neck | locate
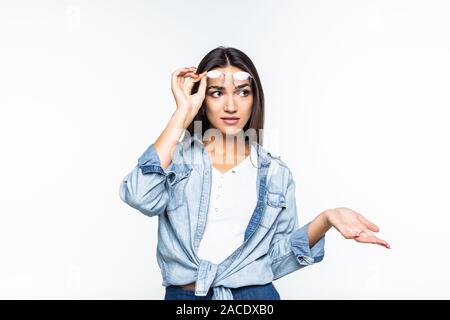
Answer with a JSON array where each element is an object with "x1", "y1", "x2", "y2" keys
[{"x1": 204, "y1": 134, "x2": 249, "y2": 165}]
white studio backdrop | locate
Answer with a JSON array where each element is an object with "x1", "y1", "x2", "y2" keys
[{"x1": 0, "y1": 0, "x2": 449, "y2": 299}]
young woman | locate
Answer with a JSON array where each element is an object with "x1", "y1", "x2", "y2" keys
[{"x1": 119, "y1": 46, "x2": 390, "y2": 300}]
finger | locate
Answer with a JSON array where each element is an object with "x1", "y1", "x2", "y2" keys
[
  {"x1": 172, "y1": 67, "x2": 196, "y2": 78},
  {"x1": 350, "y1": 225, "x2": 368, "y2": 238},
  {"x1": 192, "y1": 70, "x2": 208, "y2": 79},
  {"x1": 354, "y1": 234, "x2": 386, "y2": 246},
  {"x1": 188, "y1": 72, "x2": 206, "y2": 91},
  {"x1": 183, "y1": 76, "x2": 195, "y2": 95},
  {"x1": 197, "y1": 72, "x2": 208, "y2": 94},
  {"x1": 340, "y1": 225, "x2": 363, "y2": 239},
  {"x1": 191, "y1": 71, "x2": 207, "y2": 82},
  {"x1": 183, "y1": 71, "x2": 199, "y2": 78},
  {"x1": 178, "y1": 71, "x2": 197, "y2": 86},
  {"x1": 187, "y1": 72, "x2": 208, "y2": 100},
  {"x1": 187, "y1": 71, "x2": 207, "y2": 84},
  {"x1": 181, "y1": 73, "x2": 197, "y2": 88},
  {"x1": 172, "y1": 68, "x2": 196, "y2": 88},
  {"x1": 357, "y1": 229, "x2": 376, "y2": 239},
  {"x1": 173, "y1": 68, "x2": 197, "y2": 82},
  {"x1": 182, "y1": 70, "x2": 207, "y2": 95},
  {"x1": 354, "y1": 230, "x2": 390, "y2": 248},
  {"x1": 357, "y1": 214, "x2": 380, "y2": 232}
]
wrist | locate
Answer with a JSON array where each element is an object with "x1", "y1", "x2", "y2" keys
[
  {"x1": 321, "y1": 210, "x2": 333, "y2": 229},
  {"x1": 172, "y1": 108, "x2": 190, "y2": 128},
  {"x1": 173, "y1": 106, "x2": 189, "y2": 117}
]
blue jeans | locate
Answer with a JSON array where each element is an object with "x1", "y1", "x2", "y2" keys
[{"x1": 164, "y1": 282, "x2": 281, "y2": 300}]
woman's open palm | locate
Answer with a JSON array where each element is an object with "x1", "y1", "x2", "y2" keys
[{"x1": 327, "y1": 207, "x2": 390, "y2": 249}]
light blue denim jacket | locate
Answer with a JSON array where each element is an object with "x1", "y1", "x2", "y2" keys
[{"x1": 119, "y1": 134, "x2": 325, "y2": 300}]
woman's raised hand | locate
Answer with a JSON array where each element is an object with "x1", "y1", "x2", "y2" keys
[
  {"x1": 171, "y1": 67, "x2": 208, "y2": 128},
  {"x1": 325, "y1": 207, "x2": 390, "y2": 249}
]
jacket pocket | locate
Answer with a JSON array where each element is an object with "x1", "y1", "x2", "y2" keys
[
  {"x1": 166, "y1": 166, "x2": 192, "y2": 211},
  {"x1": 260, "y1": 191, "x2": 286, "y2": 228}
]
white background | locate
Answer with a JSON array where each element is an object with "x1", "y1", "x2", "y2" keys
[{"x1": 1, "y1": 0, "x2": 449, "y2": 299}]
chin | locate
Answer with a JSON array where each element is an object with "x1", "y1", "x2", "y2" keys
[
  {"x1": 219, "y1": 126, "x2": 244, "y2": 136},
  {"x1": 207, "y1": 119, "x2": 246, "y2": 137}
]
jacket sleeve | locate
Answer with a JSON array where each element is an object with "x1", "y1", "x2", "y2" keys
[
  {"x1": 269, "y1": 171, "x2": 325, "y2": 280},
  {"x1": 119, "y1": 143, "x2": 177, "y2": 217}
]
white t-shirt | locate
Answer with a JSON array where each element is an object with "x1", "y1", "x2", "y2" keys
[{"x1": 197, "y1": 145, "x2": 258, "y2": 264}]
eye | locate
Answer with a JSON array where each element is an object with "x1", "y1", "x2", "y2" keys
[
  {"x1": 239, "y1": 89, "x2": 251, "y2": 97},
  {"x1": 210, "y1": 91, "x2": 222, "y2": 98}
]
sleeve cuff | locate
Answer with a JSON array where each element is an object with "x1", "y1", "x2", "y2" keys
[
  {"x1": 138, "y1": 144, "x2": 163, "y2": 166},
  {"x1": 290, "y1": 223, "x2": 325, "y2": 266},
  {"x1": 137, "y1": 144, "x2": 174, "y2": 178}
]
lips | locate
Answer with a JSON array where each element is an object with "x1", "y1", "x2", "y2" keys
[
  {"x1": 221, "y1": 117, "x2": 240, "y2": 120},
  {"x1": 221, "y1": 117, "x2": 240, "y2": 125}
]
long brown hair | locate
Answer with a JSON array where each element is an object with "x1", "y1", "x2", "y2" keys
[{"x1": 188, "y1": 46, "x2": 265, "y2": 145}]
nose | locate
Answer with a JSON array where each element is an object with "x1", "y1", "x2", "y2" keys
[{"x1": 224, "y1": 94, "x2": 237, "y2": 113}]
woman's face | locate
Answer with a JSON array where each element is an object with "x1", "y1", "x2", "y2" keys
[{"x1": 204, "y1": 65, "x2": 253, "y2": 136}]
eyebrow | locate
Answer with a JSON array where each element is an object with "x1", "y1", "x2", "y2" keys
[{"x1": 207, "y1": 83, "x2": 251, "y2": 91}]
